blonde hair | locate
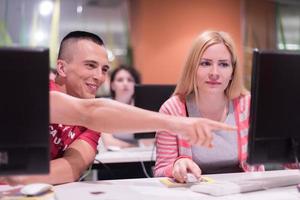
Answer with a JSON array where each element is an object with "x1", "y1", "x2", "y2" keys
[{"x1": 174, "y1": 30, "x2": 247, "y2": 102}]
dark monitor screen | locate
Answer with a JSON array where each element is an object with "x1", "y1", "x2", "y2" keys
[
  {"x1": 247, "y1": 49, "x2": 300, "y2": 165},
  {"x1": 0, "y1": 47, "x2": 49, "y2": 175},
  {"x1": 134, "y1": 84, "x2": 176, "y2": 139}
]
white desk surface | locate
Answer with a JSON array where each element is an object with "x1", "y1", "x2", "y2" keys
[
  {"x1": 53, "y1": 169, "x2": 300, "y2": 200},
  {"x1": 95, "y1": 147, "x2": 156, "y2": 164}
]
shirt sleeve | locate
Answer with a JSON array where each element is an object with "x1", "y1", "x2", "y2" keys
[
  {"x1": 78, "y1": 129, "x2": 101, "y2": 152},
  {"x1": 154, "y1": 97, "x2": 181, "y2": 177}
]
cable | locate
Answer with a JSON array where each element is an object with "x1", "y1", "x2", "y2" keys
[
  {"x1": 79, "y1": 158, "x2": 116, "y2": 181},
  {"x1": 291, "y1": 138, "x2": 300, "y2": 169},
  {"x1": 139, "y1": 139, "x2": 157, "y2": 178},
  {"x1": 78, "y1": 164, "x2": 92, "y2": 181},
  {"x1": 94, "y1": 158, "x2": 116, "y2": 179},
  {"x1": 150, "y1": 140, "x2": 156, "y2": 162},
  {"x1": 291, "y1": 138, "x2": 300, "y2": 192},
  {"x1": 83, "y1": 143, "x2": 157, "y2": 180},
  {"x1": 140, "y1": 160, "x2": 151, "y2": 178}
]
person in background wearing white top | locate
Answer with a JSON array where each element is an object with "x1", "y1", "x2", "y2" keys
[
  {"x1": 102, "y1": 65, "x2": 141, "y2": 149},
  {"x1": 155, "y1": 31, "x2": 265, "y2": 183}
]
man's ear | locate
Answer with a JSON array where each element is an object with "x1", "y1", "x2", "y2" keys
[{"x1": 56, "y1": 59, "x2": 67, "y2": 77}]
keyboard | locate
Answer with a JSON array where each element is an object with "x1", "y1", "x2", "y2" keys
[{"x1": 190, "y1": 174, "x2": 300, "y2": 196}]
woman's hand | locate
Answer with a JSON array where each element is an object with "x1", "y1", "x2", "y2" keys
[{"x1": 172, "y1": 158, "x2": 201, "y2": 183}]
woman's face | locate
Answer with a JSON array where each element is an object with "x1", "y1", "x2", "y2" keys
[
  {"x1": 196, "y1": 43, "x2": 233, "y2": 95},
  {"x1": 111, "y1": 69, "x2": 135, "y2": 100}
]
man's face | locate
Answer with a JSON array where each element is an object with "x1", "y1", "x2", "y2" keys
[{"x1": 60, "y1": 39, "x2": 109, "y2": 99}]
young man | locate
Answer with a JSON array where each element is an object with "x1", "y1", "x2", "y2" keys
[
  {"x1": 2, "y1": 31, "x2": 109, "y2": 185},
  {"x1": 1, "y1": 31, "x2": 235, "y2": 185}
]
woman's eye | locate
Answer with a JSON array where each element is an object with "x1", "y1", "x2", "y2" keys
[
  {"x1": 219, "y1": 62, "x2": 230, "y2": 67},
  {"x1": 128, "y1": 78, "x2": 134, "y2": 83},
  {"x1": 200, "y1": 61, "x2": 211, "y2": 67}
]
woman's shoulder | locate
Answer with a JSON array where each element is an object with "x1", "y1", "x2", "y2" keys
[
  {"x1": 159, "y1": 95, "x2": 186, "y2": 116},
  {"x1": 232, "y1": 93, "x2": 251, "y2": 115},
  {"x1": 233, "y1": 92, "x2": 251, "y2": 104}
]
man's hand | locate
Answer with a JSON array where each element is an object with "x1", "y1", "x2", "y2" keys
[{"x1": 172, "y1": 117, "x2": 237, "y2": 147}]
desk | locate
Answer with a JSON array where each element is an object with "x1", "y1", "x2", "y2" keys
[
  {"x1": 0, "y1": 185, "x2": 54, "y2": 200},
  {"x1": 54, "y1": 169, "x2": 300, "y2": 200},
  {"x1": 92, "y1": 147, "x2": 156, "y2": 180},
  {"x1": 95, "y1": 147, "x2": 156, "y2": 164}
]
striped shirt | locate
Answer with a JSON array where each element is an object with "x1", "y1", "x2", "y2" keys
[{"x1": 154, "y1": 94, "x2": 265, "y2": 177}]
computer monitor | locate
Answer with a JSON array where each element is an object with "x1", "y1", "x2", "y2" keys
[
  {"x1": 134, "y1": 84, "x2": 176, "y2": 139},
  {"x1": 0, "y1": 47, "x2": 49, "y2": 175},
  {"x1": 247, "y1": 49, "x2": 300, "y2": 165}
]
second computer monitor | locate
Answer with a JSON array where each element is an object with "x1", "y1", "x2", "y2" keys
[
  {"x1": 0, "y1": 47, "x2": 49, "y2": 175},
  {"x1": 134, "y1": 84, "x2": 176, "y2": 139},
  {"x1": 247, "y1": 49, "x2": 300, "y2": 165}
]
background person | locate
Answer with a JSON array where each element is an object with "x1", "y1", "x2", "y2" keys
[{"x1": 101, "y1": 65, "x2": 141, "y2": 149}]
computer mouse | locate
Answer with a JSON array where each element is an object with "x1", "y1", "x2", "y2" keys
[
  {"x1": 186, "y1": 173, "x2": 199, "y2": 183},
  {"x1": 20, "y1": 183, "x2": 52, "y2": 196}
]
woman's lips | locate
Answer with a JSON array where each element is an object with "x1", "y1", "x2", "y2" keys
[{"x1": 206, "y1": 81, "x2": 221, "y2": 85}]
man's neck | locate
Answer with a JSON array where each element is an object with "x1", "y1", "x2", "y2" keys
[{"x1": 53, "y1": 77, "x2": 67, "y2": 94}]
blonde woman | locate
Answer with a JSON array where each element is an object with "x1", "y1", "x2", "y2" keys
[{"x1": 154, "y1": 31, "x2": 264, "y2": 183}]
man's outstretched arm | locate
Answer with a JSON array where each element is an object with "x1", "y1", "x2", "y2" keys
[
  {"x1": 0, "y1": 92, "x2": 236, "y2": 185},
  {"x1": 50, "y1": 91, "x2": 236, "y2": 147}
]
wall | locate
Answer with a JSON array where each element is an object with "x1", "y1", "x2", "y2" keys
[
  {"x1": 129, "y1": 0, "x2": 242, "y2": 84},
  {"x1": 243, "y1": 0, "x2": 276, "y2": 88}
]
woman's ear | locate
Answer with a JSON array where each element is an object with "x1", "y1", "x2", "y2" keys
[{"x1": 56, "y1": 60, "x2": 67, "y2": 77}]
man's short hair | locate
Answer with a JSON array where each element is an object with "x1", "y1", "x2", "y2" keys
[{"x1": 58, "y1": 31, "x2": 105, "y2": 60}]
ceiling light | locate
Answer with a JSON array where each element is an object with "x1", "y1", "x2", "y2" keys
[{"x1": 39, "y1": 0, "x2": 54, "y2": 16}]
